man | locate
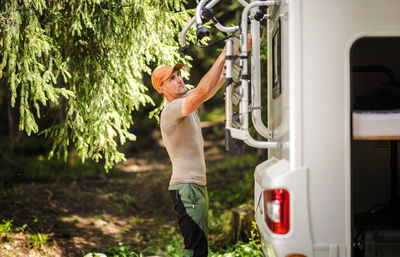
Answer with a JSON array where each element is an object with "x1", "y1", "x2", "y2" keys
[
  {"x1": 151, "y1": 47, "x2": 226, "y2": 257},
  {"x1": 151, "y1": 35, "x2": 249, "y2": 256}
]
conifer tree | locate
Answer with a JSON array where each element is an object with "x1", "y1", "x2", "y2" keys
[{"x1": 0, "y1": 0, "x2": 194, "y2": 170}]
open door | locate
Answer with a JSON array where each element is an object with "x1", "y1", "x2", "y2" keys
[{"x1": 351, "y1": 37, "x2": 400, "y2": 257}]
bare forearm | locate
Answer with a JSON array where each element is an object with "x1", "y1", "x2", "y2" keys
[
  {"x1": 205, "y1": 67, "x2": 226, "y2": 101},
  {"x1": 182, "y1": 50, "x2": 226, "y2": 115},
  {"x1": 196, "y1": 50, "x2": 226, "y2": 95}
]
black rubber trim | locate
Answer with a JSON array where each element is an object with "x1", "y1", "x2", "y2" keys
[
  {"x1": 226, "y1": 78, "x2": 233, "y2": 87},
  {"x1": 225, "y1": 129, "x2": 241, "y2": 154}
]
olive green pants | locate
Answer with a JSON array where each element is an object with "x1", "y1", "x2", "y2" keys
[{"x1": 169, "y1": 183, "x2": 209, "y2": 257}]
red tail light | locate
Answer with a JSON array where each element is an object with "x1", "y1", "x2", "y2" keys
[{"x1": 263, "y1": 189, "x2": 290, "y2": 234}]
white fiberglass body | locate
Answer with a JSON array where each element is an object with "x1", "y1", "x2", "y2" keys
[{"x1": 254, "y1": 0, "x2": 400, "y2": 257}]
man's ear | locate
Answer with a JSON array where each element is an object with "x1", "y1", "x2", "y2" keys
[{"x1": 158, "y1": 83, "x2": 164, "y2": 93}]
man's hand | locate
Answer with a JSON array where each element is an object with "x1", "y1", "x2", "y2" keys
[
  {"x1": 232, "y1": 33, "x2": 253, "y2": 55},
  {"x1": 247, "y1": 34, "x2": 252, "y2": 51}
]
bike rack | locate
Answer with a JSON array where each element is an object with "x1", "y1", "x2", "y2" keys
[{"x1": 180, "y1": 0, "x2": 282, "y2": 152}]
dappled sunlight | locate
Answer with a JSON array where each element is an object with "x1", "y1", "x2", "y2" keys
[
  {"x1": 0, "y1": 121, "x2": 259, "y2": 256},
  {"x1": 0, "y1": 230, "x2": 63, "y2": 256},
  {"x1": 116, "y1": 157, "x2": 170, "y2": 173},
  {"x1": 60, "y1": 214, "x2": 121, "y2": 235},
  {"x1": 0, "y1": 166, "x2": 175, "y2": 256}
]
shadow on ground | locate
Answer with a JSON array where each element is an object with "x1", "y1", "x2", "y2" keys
[
  {"x1": 0, "y1": 162, "x2": 175, "y2": 256},
  {"x1": 0, "y1": 123, "x2": 258, "y2": 256}
]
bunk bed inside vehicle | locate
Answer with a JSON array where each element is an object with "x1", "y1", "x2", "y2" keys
[
  {"x1": 351, "y1": 37, "x2": 400, "y2": 257},
  {"x1": 352, "y1": 63, "x2": 400, "y2": 140}
]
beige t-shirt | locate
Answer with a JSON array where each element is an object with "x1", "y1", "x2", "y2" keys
[{"x1": 160, "y1": 94, "x2": 206, "y2": 186}]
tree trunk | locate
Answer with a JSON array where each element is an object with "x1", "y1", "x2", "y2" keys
[
  {"x1": 7, "y1": 89, "x2": 18, "y2": 139},
  {"x1": 58, "y1": 74, "x2": 65, "y2": 123},
  {"x1": 2, "y1": 77, "x2": 24, "y2": 140},
  {"x1": 230, "y1": 203, "x2": 254, "y2": 243}
]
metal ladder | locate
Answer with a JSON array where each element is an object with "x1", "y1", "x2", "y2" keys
[{"x1": 180, "y1": 0, "x2": 282, "y2": 153}]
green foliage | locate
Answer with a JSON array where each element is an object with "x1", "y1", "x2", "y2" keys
[
  {"x1": 25, "y1": 158, "x2": 104, "y2": 182},
  {"x1": 82, "y1": 224, "x2": 263, "y2": 257},
  {"x1": 208, "y1": 154, "x2": 257, "y2": 211},
  {"x1": 29, "y1": 232, "x2": 48, "y2": 250},
  {"x1": 141, "y1": 228, "x2": 184, "y2": 256},
  {"x1": 82, "y1": 231, "x2": 184, "y2": 257},
  {"x1": 0, "y1": 0, "x2": 195, "y2": 171},
  {"x1": 206, "y1": 153, "x2": 258, "y2": 248},
  {"x1": 0, "y1": 156, "x2": 106, "y2": 183},
  {"x1": 0, "y1": 219, "x2": 13, "y2": 242},
  {"x1": 200, "y1": 105, "x2": 225, "y2": 122},
  {"x1": 113, "y1": 193, "x2": 138, "y2": 214},
  {"x1": 0, "y1": 135, "x2": 108, "y2": 182},
  {"x1": 0, "y1": 217, "x2": 49, "y2": 250},
  {"x1": 80, "y1": 153, "x2": 262, "y2": 256},
  {"x1": 83, "y1": 246, "x2": 142, "y2": 257},
  {"x1": 210, "y1": 222, "x2": 263, "y2": 257},
  {"x1": 209, "y1": 209, "x2": 232, "y2": 232}
]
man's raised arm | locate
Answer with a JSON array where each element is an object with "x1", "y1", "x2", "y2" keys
[{"x1": 181, "y1": 49, "x2": 226, "y2": 116}]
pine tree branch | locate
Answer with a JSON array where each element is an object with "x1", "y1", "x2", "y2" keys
[{"x1": 0, "y1": 13, "x2": 13, "y2": 26}]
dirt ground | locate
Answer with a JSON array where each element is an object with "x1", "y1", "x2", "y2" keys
[
  {"x1": 0, "y1": 124, "x2": 248, "y2": 257},
  {"x1": 0, "y1": 153, "x2": 176, "y2": 256}
]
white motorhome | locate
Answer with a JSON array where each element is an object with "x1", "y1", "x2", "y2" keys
[
  {"x1": 181, "y1": 0, "x2": 400, "y2": 256},
  {"x1": 253, "y1": 1, "x2": 400, "y2": 257}
]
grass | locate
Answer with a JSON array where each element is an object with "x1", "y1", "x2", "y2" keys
[
  {"x1": 82, "y1": 222, "x2": 263, "y2": 257},
  {"x1": 0, "y1": 129, "x2": 264, "y2": 256},
  {"x1": 0, "y1": 219, "x2": 50, "y2": 252},
  {"x1": 81, "y1": 151, "x2": 262, "y2": 256},
  {"x1": 0, "y1": 219, "x2": 13, "y2": 242},
  {"x1": 29, "y1": 232, "x2": 49, "y2": 250}
]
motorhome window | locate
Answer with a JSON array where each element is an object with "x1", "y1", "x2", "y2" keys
[{"x1": 272, "y1": 19, "x2": 281, "y2": 99}]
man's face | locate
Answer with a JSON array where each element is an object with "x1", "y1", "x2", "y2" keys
[{"x1": 161, "y1": 70, "x2": 187, "y2": 98}]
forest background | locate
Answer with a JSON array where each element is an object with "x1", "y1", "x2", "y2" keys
[{"x1": 0, "y1": 0, "x2": 269, "y2": 256}]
